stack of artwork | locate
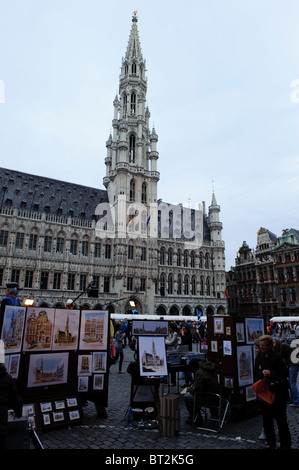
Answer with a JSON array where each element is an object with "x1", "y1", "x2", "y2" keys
[
  {"x1": 208, "y1": 316, "x2": 265, "y2": 403},
  {"x1": 1, "y1": 305, "x2": 109, "y2": 429}
]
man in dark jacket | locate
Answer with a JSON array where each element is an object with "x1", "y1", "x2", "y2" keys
[
  {"x1": 254, "y1": 334, "x2": 291, "y2": 449},
  {"x1": 184, "y1": 360, "x2": 219, "y2": 425},
  {"x1": 0, "y1": 282, "x2": 20, "y2": 331},
  {"x1": 0, "y1": 363, "x2": 23, "y2": 448}
]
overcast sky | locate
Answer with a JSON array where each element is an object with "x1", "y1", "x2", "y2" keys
[{"x1": 1, "y1": 0, "x2": 299, "y2": 269}]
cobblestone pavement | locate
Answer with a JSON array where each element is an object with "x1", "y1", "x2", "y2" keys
[{"x1": 38, "y1": 347, "x2": 299, "y2": 452}]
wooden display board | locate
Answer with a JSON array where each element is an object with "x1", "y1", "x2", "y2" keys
[
  {"x1": 1, "y1": 305, "x2": 111, "y2": 432},
  {"x1": 207, "y1": 315, "x2": 266, "y2": 415}
]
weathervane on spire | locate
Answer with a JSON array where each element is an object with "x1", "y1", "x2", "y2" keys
[{"x1": 132, "y1": 11, "x2": 138, "y2": 22}]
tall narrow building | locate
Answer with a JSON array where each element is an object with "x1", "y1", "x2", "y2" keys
[{"x1": 0, "y1": 13, "x2": 227, "y2": 316}]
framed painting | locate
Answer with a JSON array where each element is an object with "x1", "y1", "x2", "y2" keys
[
  {"x1": 23, "y1": 307, "x2": 55, "y2": 351},
  {"x1": 139, "y1": 336, "x2": 168, "y2": 377},
  {"x1": 52, "y1": 309, "x2": 80, "y2": 350},
  {"x1": 8, "y1": 353, "x2": 20, "y2": 378},
  {"x1": 92, "y1": 352, "x2": 107, "y2": 373},
  {"x1": 213, "y1": 317, "x2": 224, "y2": 334},
  {"x1": 77, "y1": 354, "x2": 92, "y2": 376},
  {"x1": 79, "y1": 311, "x2": 108, "y2": 350},
  {"x1": 236, "y1": 322, "x2": 245, "y2": 343},
  {"x1": 93, "y1": 374, "x2": 104, "y2": 390},
  {"x1": 245, "y1": 318, "x2": 264, "y2": 344},
  {"x1": 237, "y1": 345, "x2": 253, "y2": 387},
  {"x1": 27, "y1": 352, "x2": 69, "y2": 388},
  {"x1": 1, "y1": 306, "x2": 26, "y2": 353},
  {"x1": 132, "y1": 320, "x2": 168, "y2": 336}
]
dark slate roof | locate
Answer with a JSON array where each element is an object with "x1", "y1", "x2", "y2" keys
[
  {"x1": 267, "y1": 230, "x2": 278, "y2": 245},
  {"x1": 0, "y1": 167, "x2": 108, "y2": 220},
  {"x1": 290, "y1": 228, "x2": 299, "y2": 242}
]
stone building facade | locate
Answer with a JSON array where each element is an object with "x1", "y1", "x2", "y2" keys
[
  {"x1": 0, "y1": 14, "x2": 227, "y2": 317},
  {"x1": 227, "y1": 227, "x2": 299, "y2": 319}
]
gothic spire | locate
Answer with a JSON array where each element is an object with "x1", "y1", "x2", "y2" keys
[{"x1": 125, "y1": 11, "x2": 143, "y2": 62}]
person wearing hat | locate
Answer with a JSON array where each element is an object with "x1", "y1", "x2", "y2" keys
[{"x1": 0, "y1": 283, "x2": 20, "y2": 331}]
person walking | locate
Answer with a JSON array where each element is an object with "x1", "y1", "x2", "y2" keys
[
  {"x1": 254, "y1": 334, "x2": 291, "y2": 449},
  {"x1": 114, "y1": 323, "x2": 125, "y2": 374}
]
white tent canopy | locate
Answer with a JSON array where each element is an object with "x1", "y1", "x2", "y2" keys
[{"x1": 270, "y1": 316, "x2": 299, "y2": 323}]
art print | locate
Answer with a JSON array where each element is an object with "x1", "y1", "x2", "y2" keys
[
  {"x1": 53, "y1": 411, "x2": 64, "y2": 422},
  {"x1": 27, "y1": 352, "x2": 69, "y2": 388},
  {"x1": 77, "y1": 354, "x2": 92, "y2": 375},
  {"x1": 43, "y1": 414, "x2": 51, "y2": 425},
  {"x1": 55, "y1": 400, "x2": 65, "y2": 410},
  {"x1": 237, "y1": 346, "x2": 253, "y2": 386},
  {"x1": 23, "y1": 307, "x2": 55, "y2": 351},
  {"x1": 22, "y1": 404, "x2": 35, "y2": 418},
  {"x1": 52, "y1": 309, "x2": 80, "y2": 350},
  {"x1": 245, "y1": 318, "x2": 264, "y2": 344},
  {"x1": 92, "y1": 352, "x2": 107, "y2": 373},
  {"x1": 139, "y1": 336, "x2": 167, "y2": 377},
  {"x1": 93, "y1": 374, "x2": 104, "y2": 390},
  {"x1": 66, "y1": 398, "x2": 77, "y2": 407},
  {"x1": 246, "y1": 385, "x2": 256, "y2": 402},
  {"x1": 213, "y1": 317, "x2": 224, "y2": 334},
  {"x1": 69, "y1": 410, "x2": 80, "y2": 421},
  {"x1": 1, "y1": 306, "x2": 26, "y2": 352},
  {"x1": 132, "y1": 320, "x2": 168, "y2": 336},
  {"x1": 79, "y1": 311, "x2": 108, "y2": 350},
  {"x1": 224, "y1": 377, "x2": 234, "y2": 389},
  {"x1": 78, "y1": 376, "x2": 89, "y2": 392},
  {"x1": 223, "y1": 340, "x2": 232, "y2": 356},
  {"x1": 236, "y1": 322, "x2": 245, "y2": 343},
  {"x1": 8, "y1": 354, "x2": 20, "y2": 378},
  {"x1": 40, "y1": 402, "x2": 52, "y2": 413}
]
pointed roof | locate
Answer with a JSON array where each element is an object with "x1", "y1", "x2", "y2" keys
[
  {"x1": 125, "y1": 12, "x2": 143, "y2": 61},
  {"x1": 211, "y1": 191, "x2": 217, "y2": 206}
]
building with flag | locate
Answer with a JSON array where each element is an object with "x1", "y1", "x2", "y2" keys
[{"x1": 0, "y1": 13, "x2": 226, "y2": 317}]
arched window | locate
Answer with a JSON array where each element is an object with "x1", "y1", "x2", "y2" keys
[
  {"x1": 200, "y1": 276, "x2": 204, "y2": 295},
  {"x1": 131, "y1": 92, "x2": 136, "y2": 115},
  {"x1": 206, "y1": 277, "x2": 211, "y2": 296},
  {"x1": 130, "y1": 179, "x2": 135, "y2": 202},
  {"x1": 160, "y1": 247, "x2": 165, "y2": 265},
  {"x1": 123, "y1": 94, "x2": 127, "y2": 117},
  {"x1": 177, "y1": 275, "x2": 182, "y2": 295},
  {"x1": 160, "y1": 273, "x2": 166, "y2": 296},
  {"x1": 129, "y1": 134, "x2": 136, "y2": 163},
  {"x1": 132, "y1": 62, "x2": 137, "y2": 75},
  {"x1": 177, "y1": 249, "x2": 181, "y2": 266},
  {"x1": 184, "y1": 250, "x2": 188, "y2": 267},
  {"x1": 205, "y1": 253, "x2": 209, "y2": 269},
  {"x1": 168, "y1": 274, "x2": 173, "y2": 294},
  {"x1": 168, "y1": 248, "x2": 173, "y2": 266},
  {"x1": 191, "y1": 251, "x2": 195, "y2": 268},
  {"x1": 141, "y1": 182, "x2": 147, "y2": 204},
  {"x1": 184, "y1": 275, "x2": 189, "y2": 295},
  {"x1": 191, "y1": 276, "x2": 196, "y2": 295}
]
